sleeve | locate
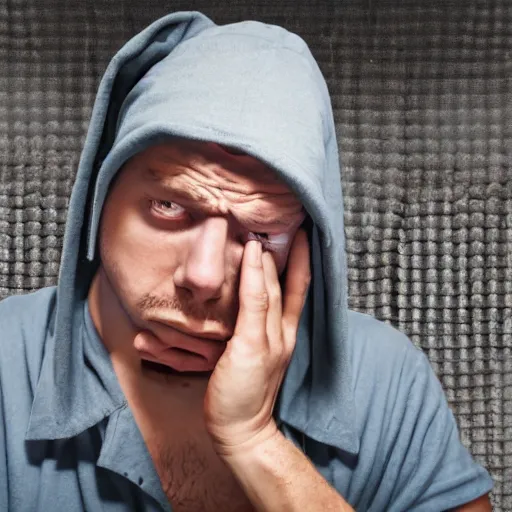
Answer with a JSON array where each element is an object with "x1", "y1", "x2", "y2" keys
[{"x1": 382, "y1": 348, "x2": 494, "y2": 512}]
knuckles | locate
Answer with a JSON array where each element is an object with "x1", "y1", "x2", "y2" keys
[
  {"x1": 241, "y1": 290, "x2": 270, "y2": 311},
  {"x1": 267, "y1": 284, "x2": 282, "y2": 303}
]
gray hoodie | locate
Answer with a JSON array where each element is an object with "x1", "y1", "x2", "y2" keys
[{"x1": 0, "y1": 10, "x2": 493, "y2": 511}]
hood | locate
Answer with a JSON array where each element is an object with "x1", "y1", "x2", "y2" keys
[{"x1": 27, "y1": 10, "x2": 358, "y2": 454}]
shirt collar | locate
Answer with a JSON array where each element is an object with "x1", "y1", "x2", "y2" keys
[
  {"x1": 25, "y1": 297, "x2": 125, "y2": 441},
  {"x1": 97, "y1": 404, "x2": 171, "y2": 510}
]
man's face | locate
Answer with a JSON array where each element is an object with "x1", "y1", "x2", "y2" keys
[{"x1": 97, "y1": 139, "x2": 306, "y2": 372}]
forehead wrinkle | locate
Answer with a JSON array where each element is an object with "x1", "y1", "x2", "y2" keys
[
  {"x1": 231, "y1": 198, "x2": 305, "y2": 230},
  {"x1": 145, "y1": 150, "x2": 297, "y2": 199},
  {"x1": 146, "y1": 167, "x2": 214, "y2": 204},
  {"x1": 146, "y1": 146, "x2": 253, "y2": 195},
  {"x1": 146, "y1": 163, "x2": 246, "y2": 202},
  {"x1": 141, "y1": 139, "x2": 289, "y2": 193},
  {"x1": 211, "y1": 165, "x2": 294, "y2": 197},
  {"x1": 180, "y1": 150, "x2": 292, "y2": 197},
  {"x1": 146, "y1": 166, "x2": 299, "y2": 206}
]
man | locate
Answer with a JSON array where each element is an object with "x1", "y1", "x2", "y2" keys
[{"x1": 0, "y1": 10, "x2": 493, "y2": 512}]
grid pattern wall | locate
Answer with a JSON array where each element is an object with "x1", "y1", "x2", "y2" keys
[{"x1": 0, "y1": 0, "x2": 510, "y2": 509}]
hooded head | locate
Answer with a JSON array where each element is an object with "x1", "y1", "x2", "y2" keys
[
  {"x1": 27, "y1": 11, "x2": 358, "y2": 454},
  {"x1": 88, "y1": 138, "x2": 308, "y2": 374}
]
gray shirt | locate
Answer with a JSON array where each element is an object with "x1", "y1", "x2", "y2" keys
[{"x1": 0, "y1": 287, "x2": 493, "y2": 511}]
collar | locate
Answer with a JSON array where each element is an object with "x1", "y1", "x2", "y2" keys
[{"x1": 25, "y1": 297, "x2": 126, "y2": 440}]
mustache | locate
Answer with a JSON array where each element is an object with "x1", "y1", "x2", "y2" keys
[{"x1": 136, "y1": 292, "x2": 237, "y2": 328}]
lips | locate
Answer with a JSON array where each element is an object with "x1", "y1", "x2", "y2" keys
[{"x1": 134, "y1": 323, "x2": 228, "y2": 373}]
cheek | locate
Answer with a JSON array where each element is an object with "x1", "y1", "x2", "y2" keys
[{"x1": 98, "y1": 199, "x2": 180, "y2": 297}]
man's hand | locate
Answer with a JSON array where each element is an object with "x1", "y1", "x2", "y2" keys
[
  {"x1": 203, "y1": 229, "x2": 310, "y2": 456},
  {"x1": 202, "y1": 231, "x2": 355, "y2": 511}
]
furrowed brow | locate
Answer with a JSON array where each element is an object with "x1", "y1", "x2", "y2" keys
[
  {"x1": 245, "y1": 207, "x2": 306, "y2": 230},
  {"x1": 146, "y1": 167, "x2": 304, "y2": 229},
  {"x1": 248, "y1": 216, "x2": 300, "y2": 229},
  {"x1": 145, "y1": 168, "x2": 211, "y2": 203}
]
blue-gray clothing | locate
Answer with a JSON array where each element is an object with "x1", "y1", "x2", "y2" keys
[{"x1": 0, "y1": 10, "x2": 493, "y2": 511}]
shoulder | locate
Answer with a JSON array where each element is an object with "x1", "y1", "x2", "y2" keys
[
  {"x1": 0, "y1": 286, "x2": 58, "y2": 341},
  {"x1": 0, "y1": 285, "x2": 57, "y2": 314},
  {"x1": 0, "y1": 287, "x2": 57, "y2": 387},
  {"x1": 347, "y1": 309, "x2": 422, "y2": 389},
  {"x1": 0, "y1": 286, "x2": 57, "y2": 331},
  {"x1": 345, "y1": 310, "x2": 493, "y2": 511},
  {"x1": 345, "y1": 310, "x2": 443, "y2": 465},
  {"x1": 347, "y1": 309, "x2": 414, "y2": 353},
  {"x1": 346, "y1": 309, "x2": 438, "y2": 433}
]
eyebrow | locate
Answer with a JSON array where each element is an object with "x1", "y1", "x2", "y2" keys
[{"x1": 145, "y1": 167, "x2": 304, "y2": 229}]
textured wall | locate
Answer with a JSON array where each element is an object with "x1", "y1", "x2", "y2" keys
[{"x1": 0, "y1": 0, "x2": 510, "y2": 509}]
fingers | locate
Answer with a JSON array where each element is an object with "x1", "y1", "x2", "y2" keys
[
  {"x1": 282, "y1": 229, "x2": 311, "y2": 348},
  {"x1": 262, "y1": 251, "x2": 282, "y2": 346},
  {"x1": 234, "y1": 235, "x2": 306, "y2": 359},
  {"x1": 233, "y1": 240, "x2": 268, "y2": 346}
]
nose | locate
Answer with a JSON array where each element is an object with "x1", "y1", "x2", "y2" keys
[{"x1": 173, "y1": 217, "x2": 228, "y2": 302}]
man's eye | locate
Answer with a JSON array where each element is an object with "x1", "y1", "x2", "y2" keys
[
  {"x1": 249, "y1": 232, "x2": 269, "y2": 241},
  {"x1": 150, "y1": 199, "x2": 186, "y2": 218},
  {"x1": 247, "y1": 232, "x2": 290, "y2": 250}
]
